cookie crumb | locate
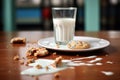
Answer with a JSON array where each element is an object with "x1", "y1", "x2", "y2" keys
[
  {"x1": 19, "y1": 59, "x2": 24, "y2": 65},
  {"x1": 54, "y1": 56, "x2": 63, "y2": 67},
  {"x1": 53, "y1": 52, "x2": 57, "y2": 56},
  {"x1": 13, "y1": 55, "x2": 19, "y2": 61},
  {"x1": 10, "y1": 37, "x2": 26, "y2": 44},
  {"x1": 27, "y1": 59, "x2": 35, "y2": 64},
  {"x1": 45, "y1": 66, "x2": 49, "y2": 70},
  {"x1": 54, "y1": 73, "x2": 60, "y2": 78},
  {"x1": 35, "y1": 64, "x2": 42, "y2": 69},
  {"x1": 22, "y1": 57, "x2": 25, "y2": 60}
]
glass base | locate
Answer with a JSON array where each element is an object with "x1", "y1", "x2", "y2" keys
[{"x1": 55, "y1": 41, "x2": 68, "y2": 45}]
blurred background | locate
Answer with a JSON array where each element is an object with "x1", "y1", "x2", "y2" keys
[{"x1": 0, "y1": 0, "x2": 120, "y2": 31}]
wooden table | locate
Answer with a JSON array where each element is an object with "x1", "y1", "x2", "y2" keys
[{"x1": 0, "y1": 31, "x2": 120, "y2": 80}]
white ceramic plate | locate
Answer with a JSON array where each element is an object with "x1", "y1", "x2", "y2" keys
[{"x1": 38, "y1": 36, "x2": 110, "y2": 52}]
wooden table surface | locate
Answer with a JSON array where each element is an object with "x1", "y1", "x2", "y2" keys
[{"x1": 0, "y1": 31, "x2": 120, "y2": 80}]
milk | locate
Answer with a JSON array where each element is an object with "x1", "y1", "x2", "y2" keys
[{"x1": 53, "y1": 18, "x2": 75, "y2": 44}]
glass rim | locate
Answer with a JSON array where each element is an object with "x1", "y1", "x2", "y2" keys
[{"x1": 52, "y1": 7, "x2": 77, "y2": 10}]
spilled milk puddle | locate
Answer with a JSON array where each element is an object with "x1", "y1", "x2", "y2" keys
[{"x1": 21, "y1": 55, "x2": 114, "y2": 76}]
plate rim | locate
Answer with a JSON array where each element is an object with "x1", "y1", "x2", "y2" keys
[{"x1": 38, "y1": 36, "x2": 110, "y2": 52}]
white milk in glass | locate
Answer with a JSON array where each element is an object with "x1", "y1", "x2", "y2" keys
[{"x1": 53, "y1": 18, "x2": 75, "y2": 44}]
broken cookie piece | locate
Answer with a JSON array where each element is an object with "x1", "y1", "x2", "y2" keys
[
  {"x1": 54, "y1": 56, "x2": 63, "y2": 67},
  {"x1": 10, "y1": 37, "x2": 26, "y2": 44},
  {"x1": 13, "y1": 55, "x2": 20, "y2": 61},
  {"x1": 35, "y1": 64, "x2": 42, "y2": 69},
  {"x1": 26, "y1": 47, "x2": 49, "y2": 58}
]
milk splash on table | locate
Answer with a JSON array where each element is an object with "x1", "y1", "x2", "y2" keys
[{"x1": 53, "y1": 18, "x2": 75, "y2": 44}]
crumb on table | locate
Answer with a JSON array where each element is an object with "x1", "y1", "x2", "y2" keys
[
  {"x1": 19, "y1": 59, "x2": 24, "y2": 65},
  {"x1": 13, "y1": 55, "x2": 20, "y2": 61},
  {"x1": 54, "y1": 72, "x2": 60, "y2": 78},
  {"x1": 10, "y1": 37, "x2": 26, "y2": 44},
  {"x1": 26, "y1": 47, "x2": 49, "y2": 58}
]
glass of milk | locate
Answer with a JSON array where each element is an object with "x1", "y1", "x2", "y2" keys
[{"x1": 52, "y1": 7, "x2": 77, "y2": 45}]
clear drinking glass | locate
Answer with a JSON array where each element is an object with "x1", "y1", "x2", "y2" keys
[{"x1": 52, "y1": 7, "x2": 77, "y2": 45}]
